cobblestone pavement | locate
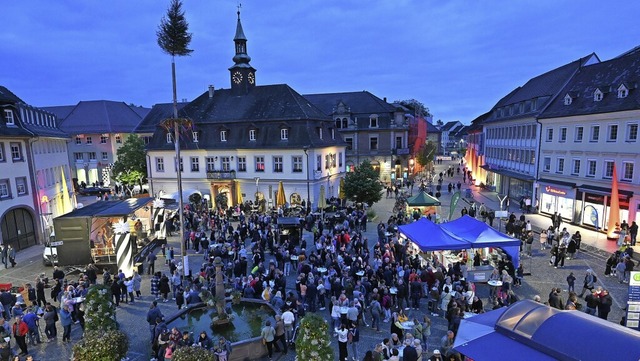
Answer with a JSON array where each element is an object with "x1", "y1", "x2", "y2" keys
[{"x1": 1, "y1": 159, "x2": 632, "y2": 360}]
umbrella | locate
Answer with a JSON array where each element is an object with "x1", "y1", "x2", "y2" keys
[
  {"x1": 338, "y1": 177, "x2": 346, "y2": 199},
  {"x1": 235, "y1": 181, "x2": 243, "y2": 205},
  {"x1": 276, "y1": 181, "x2": 286, "y2": 206},
  {"x1": 318, "y1": 185, "x2": 327, "y2": 209}
]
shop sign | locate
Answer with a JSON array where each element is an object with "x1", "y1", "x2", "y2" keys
[
  {"x1": 625, "y1": 271, "x2": 640, "y2": 330},
  {"x1": 544, "y1": 185, "x2": 568, "y2": 196}
]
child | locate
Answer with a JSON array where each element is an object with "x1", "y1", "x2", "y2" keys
[
  {"x1": 566, "y1": 272, "x2": 576, "y2": 293},
  {"x1": 214, "y1": 346, "x2": 228, "y2": 361}
]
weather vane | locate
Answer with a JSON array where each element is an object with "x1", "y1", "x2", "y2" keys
[{"x1": 237, "y1": 3, "x2": 242, "y2": 18}]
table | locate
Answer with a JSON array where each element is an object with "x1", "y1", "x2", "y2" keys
[
  {"x1": 291, "y1": 255, "x2": 299, "y2": 261},
  {"x1": 317, "y1": 267, "x2": 328, "y2": 274},
  {"x1": 72, "y1": 297, "x2": 85, "y2": 304},
  {"x1": 400, "y1": 321, "x2": 415, "y2": 330},
  {"x1": 488, "y1": 280, "x2": 503, "y2": 287},
  {"x1": 389, "y1": 287, "x2": 398, "y2": 295},
  {"x1": 340, "y1": 306, "x2": 349, "y2": 315},
  {"x1": 463, "y1": 312, "x2": 476, "y2": 319},
  {"x1": 355, "y1": 271, "x2": 365, "y2": 277}
]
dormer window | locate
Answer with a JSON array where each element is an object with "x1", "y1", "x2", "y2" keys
[
  {"x1": 166, "y1": 133, "x2": 173, "y2": 143},
  {"x1": 618, "y1": 84, "x2": 629, "y2": 99},
  {"x1": 192, "y1": 131, "x2": 199, "y2": 143},
  {"x1": 220, "y1": 130, "x2": 227, "y2": 142},
  {"x1": 369, "y1": 115, "x2": 378, "y2": 128},
  {"x1": 249, "y1": 129, "x2": 256, "y2": 141},
  {"x1": 564, "y1": 94, "x2": 572, "y2": 106},
  {"x1": 4, "y1": 110, "x2": 14, "y2": 126},
  {"x1": 280, "y1": 128, "x2": 288, "y2": 140},
  {"x1": 594, "y1": 88, "x2": 603, "y2": 102}
]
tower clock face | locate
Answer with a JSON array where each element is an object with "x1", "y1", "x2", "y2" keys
[
  {"x1": 247, "y1": 72, "x2": 255, "y2": 84},
  {"x1": 232, "y1": 71, "x2": 243, "y2": 84}
]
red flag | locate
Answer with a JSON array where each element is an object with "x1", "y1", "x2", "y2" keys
[{"x1": 607, "y1": 163, "x2": 621, "y2": 239}]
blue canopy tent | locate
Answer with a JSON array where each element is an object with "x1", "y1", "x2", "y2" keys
[
  {"x1": 454, "y1": 300, "x2": 640, "y2": 360},
  {"x1": 398, "y1": 218, "x2": 470, "y2": 251},
  {"x1": 440, "y1": 215, "x2": 521, "y2": 267}
]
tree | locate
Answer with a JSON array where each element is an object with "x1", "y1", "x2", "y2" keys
[
  {"x1": 342, "y1": 160, "x2": 384, "y2": 207},
  {"x1": 295, "y1": 313, "x2": 334, "y2": 361},
  {"x1": 416, "y1": 140, "x2": 437, "y2": 169},
  {"x1": 111, "y1": 134, "x2": 147, "y2": 195},
  {"x1": 157, "y1": 0, "x2": 193, "y2": 260},
  {"x1": 396, "y1": 99, "x2": 431, "y2": 117}
]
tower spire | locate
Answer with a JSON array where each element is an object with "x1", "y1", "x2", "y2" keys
[{"x1": 229, "y1": 5, "x2": 256, "y2": 92}]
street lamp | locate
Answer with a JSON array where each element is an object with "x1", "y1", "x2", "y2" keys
[{"x1": 303, "y1": 147, "x2": 311, "y2": 213}]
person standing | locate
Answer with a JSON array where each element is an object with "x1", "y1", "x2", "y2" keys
[
  {"x1": 597, "y1": 289, "x2": 613, "y2": 320},
  {"x1": 273, "y1": 315, "x2": 287, "y2": 354},
  {"x1": 348, "y1": 323, "x2": 360, "y2": 361},
  {"x1": 630, "y1": 221, "x2": 638, "y2": 246},
  {"x1": 335, "y1": 323, "x2": 349, "y2": 361},
  {"x1": 0, "y1": 245, "x2": 6, "y2": 269},
  {"x1": 146, "y1": 301, "x2": 164, "y2": 343},
  {"x1": 12, "y1": 315, "x2": 28, "y2": 355},
  {"x1": 261, "y1": 320, "x2": 276, "y2": 361},
  {"x1": 579, "y1": 269, "x2": 596, "y2": 298},
  {"x1": 281, "y1": 307, "x2": 295, "y2": 345},
  {"x1": 7, "y1": 246, "x2": 15, "y2": 268},
  {"x1": 566, "y1": 273, "x2": 576, "y2": 293},
  {"x1": 0, "y1": 317, "x2": 11, "y2": 360},
  {"x1": 42, "y1": 303, "x2": 57, "y2": 342},
  {"x1": 147, "y1": 252, "x2": 157, "y2": 275},
  {"x1": 59, "y1": 305, "x2": 72, "y2": 343}
]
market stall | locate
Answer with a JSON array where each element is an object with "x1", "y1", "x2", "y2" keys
[
  {"x1": 440, "y1": 215, "x2": 521, "y2": 267},
  {"x1": 406, "y1": 191, "x2": 441, "y2": 219},
  {"x1": 52, "y1": 197, "x2": 158, "y2": 275}
]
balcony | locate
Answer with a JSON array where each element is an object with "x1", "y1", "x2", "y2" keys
[{"x1": 206, "y1": 170, "x2": 236, "y2": 180}]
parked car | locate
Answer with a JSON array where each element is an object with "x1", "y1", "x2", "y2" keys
[{"x1": 77, "y1": 186, "x2": 111, "y2": 196}]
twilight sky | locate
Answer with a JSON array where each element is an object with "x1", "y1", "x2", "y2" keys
[{"x1": 2, "y1": 1, "x2": 639, "y2": 123}]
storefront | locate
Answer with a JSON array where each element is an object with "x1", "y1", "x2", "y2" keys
[
  {"x1": 575, "y1": 185, "x2": 633, "y2": 231},
  {"x1": 537, "y1": 179, "x2": 576, "y2": 221}
]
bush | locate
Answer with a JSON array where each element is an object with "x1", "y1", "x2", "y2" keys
[
  {"x1": 366, "y1": 208, "x2": 376, "y2": 220},
  {"x1": 84, "y1": 284, "x2": 117, "y2": 332},
  {"x1": 294, "y1": 313, "x2": 334, "y2": 361},
  {"x1": 172, "y1": 346, "x2": 217, "y2": 361},
  {"x1": 72, "y1": 330, "x2": 129, "y2": 361}
]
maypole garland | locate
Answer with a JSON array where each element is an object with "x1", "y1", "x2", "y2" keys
[
  {"x1": 152, "y1": 198, "x2": 167, "y2": 239},
  {"x1": 113, "y1": 219, "x2": 134, "y2": 276}
]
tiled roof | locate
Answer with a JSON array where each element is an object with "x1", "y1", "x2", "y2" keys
[
  {"x1": 146, "y1": 84, "x2": 343, "y2": 151},
  {"x1": 303, "y1": 91, "x2": 397, "y2": 116},
  {"x1": 43, "y1": 101, "x2": 148, "y2": 134},
  {"x1": 541, "y1": 46, "x2": 640, "y2": 118},
  {"x1": 135, "y1": 102, "x2": 188, "y2": 133},
  {"x1": 303, "y1": 91, "x2": 401, "y2": 130},
  {"x1": 485, "y1": 54, "x2": 599, "y2": 122},
  {"x1": 184, "y1": 84, "x2": 329, "y2": 122},
  {"x1": 426, "y1": 121, "x2": 440, "y2": 133},
  {"x1": 0, "y1": 86, "x2": 24, "y2": 104}
]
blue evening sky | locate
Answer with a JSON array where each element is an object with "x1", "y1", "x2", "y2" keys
[{"x1": 2, "y1": 1, "x2": 639, "y2": 123}]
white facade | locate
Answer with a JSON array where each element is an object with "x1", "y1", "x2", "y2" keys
[
  {"x1": 148, "y1": 146, "x2": 345, "y2": 209},
  {"x1": 67, "y1": 132, "x2": 128, "y2": 186},
  {"x1": 31, "y1": 137, "x2": 74, "y2": 233},
  {"x1": 0, "y1": 137, "x2": 38, "y2": 248},
  {"x1": 538, "y1": 111, "x2": 640, "y2": 227}
]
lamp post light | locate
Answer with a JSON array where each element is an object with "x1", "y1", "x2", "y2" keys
[{"x1": 303, "y1": 147, "x2": 311, "y2": 213}]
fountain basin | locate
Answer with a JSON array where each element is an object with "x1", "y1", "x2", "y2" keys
[{"x1": 166, "y1": 298, "x2": 278, "y2": 361}]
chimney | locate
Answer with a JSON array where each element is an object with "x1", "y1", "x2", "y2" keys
[
  {"x1": 383, "y1": 97, "x2": 387, "y2": 102},
  {"x1": 208, "y1": 85, "x2": 215, "y2": 98}
]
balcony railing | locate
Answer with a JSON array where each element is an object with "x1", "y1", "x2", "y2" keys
[{"x1": 206, "y1": 170, "x2": 236, "y2": 180}]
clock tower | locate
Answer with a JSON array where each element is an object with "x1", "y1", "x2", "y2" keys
[{"x1": 229, "y1": 9, "x2": 256, "y2": 94}]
